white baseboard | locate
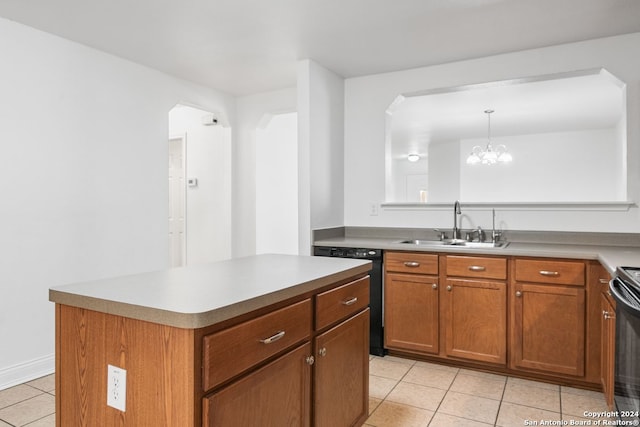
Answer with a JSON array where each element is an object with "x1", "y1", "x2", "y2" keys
[{"x1": 0, "y1": 354, "x2": 55, "y2": 391}]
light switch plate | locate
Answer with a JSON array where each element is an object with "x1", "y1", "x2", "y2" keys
[{"x1": 107, "y1": 364, "x2": 126, "y2": 412}]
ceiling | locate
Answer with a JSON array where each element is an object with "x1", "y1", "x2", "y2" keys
[{"x1": 0, "y1": 0, "x2": 639, "y2": 95}]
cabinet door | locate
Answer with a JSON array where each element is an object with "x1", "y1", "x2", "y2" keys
[
  {"x1": 444, "y1": 279, "x2": 507, "y2": 365},
  {"x1": 384, "y1": 272, "x2": 439, "y2": 354},
  {"x1": 315, "y1": 309, "x2": 369, "y2": 427},
  {"x1": 511, "y1": 283, "x2": 585, "y2": 376},
  {"x1": 203, "y1": 343, "x2": 312, "y2": 427},
  {"x1": 601, "y1": 292, "x2": 616, "y2": 409}
]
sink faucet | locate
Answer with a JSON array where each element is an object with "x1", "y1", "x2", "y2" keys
[{"x1": 452, "y1": 200, "x2": 462, "y2": 240}]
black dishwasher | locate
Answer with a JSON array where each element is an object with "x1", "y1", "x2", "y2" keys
[{"x1": 313, "y1": 246, "x2": 385, "y2": 356}]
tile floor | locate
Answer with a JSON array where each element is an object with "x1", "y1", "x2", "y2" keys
[
  {"x1": 0, "y1": 356, "x2": 610, "y2": 426},
  {"x1": 366, "y1": 355, "x2": 610, "y2": 427}
]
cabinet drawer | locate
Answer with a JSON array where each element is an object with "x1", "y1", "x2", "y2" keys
[
  {"x1": 515, "y1": 259, "x2": 585, "y2": 286},
  {"x1": 385, "y1": 252, "x2": 438, "y2": 275},
  {"x1": 316, "y1": 276, "x2": 369, "y2": 330},
  {"x1": 446, "y1": 255, "x2": 506, "y2": 280},
  {"x1": 203, "y1": 299, "x2": 312, "y2": 391}
]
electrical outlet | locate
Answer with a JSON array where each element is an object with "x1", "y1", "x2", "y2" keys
[{"x1": 107, "y1": 364, "x2": 127, "y2": 412}]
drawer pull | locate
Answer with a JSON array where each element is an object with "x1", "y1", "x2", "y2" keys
[
  {"x1": 599, "y1": 278, "x2": 609, "y2": 284},
  {"x1": 341, "y1": 297, "x2": 358, "y2": 306},
  {"x1": 603, "y1": 310, "x2": 615, "y2": 320},
  {"x1": 259, "y1": 330, "x2": 286, "y2": 344},
  {"x1": 539, "y1": 270, "x2": 560, "y2": 277},
  {"x1": 468, "y1": 265, "x2": 486, "y2": 272},
  {"x1": 404, "y1": 261, "x2": 420, "y2": 268},
  {"x1": 318, "y1": 347, "x2": 327, "y2": 357},
  {"x1": 305, "y1": 355, "x2": 315, "y2": 365},
  {"x1": 515, "y1": 291, "x2": 523, "y2": 297},
  {"x1": 432, "y1": 283, "x2": 438, "y2": 289},
  {"x1": 446, "y1": 285, "x2": 452, "y2": 291}
]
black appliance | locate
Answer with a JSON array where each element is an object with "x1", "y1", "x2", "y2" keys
[
  {"x1": 313, "y1": 246, "x2": 385, "y2": 356},
  {"x1": 610, "y1": 266, "x2": 640, "y2": 423}
]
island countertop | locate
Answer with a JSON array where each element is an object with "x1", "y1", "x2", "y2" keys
[{"x1": 49, "y1": 254, "x2": 372, "y2": 329}]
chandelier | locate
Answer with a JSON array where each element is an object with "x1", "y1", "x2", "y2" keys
[{"x1": 466, "y1": 109, "x2": 512, "y2": 165}]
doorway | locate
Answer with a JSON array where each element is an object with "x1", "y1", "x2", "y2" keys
[{"x1": 168, "y1": 104, "x2": 231, "y2": 267}]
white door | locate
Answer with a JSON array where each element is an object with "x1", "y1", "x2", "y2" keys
[{"x1": 168, "y1": 135, "x2": 186, "y2": 267}]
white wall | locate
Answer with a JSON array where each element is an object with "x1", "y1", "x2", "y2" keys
[
  {"x1": 234, "y1": 88, "x2": 297, "y2": 257},
  {"x1": 298, "y1": 60, "x2": 345, "y2": 254},
  {"x1": 168, "y1": 105, "x2": 232, "y2": 264},
  {"x1": 256, "y1": 112, "x2": 299, "y2": 255},
  {"x1": 0, "y1": 17, "x2": 235, "y2": 389},
  {"x1": 344, "y1": 33, "x2": 640, "y2": 232}
]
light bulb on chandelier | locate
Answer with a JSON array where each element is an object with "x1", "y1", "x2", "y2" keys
[{"x1": 466, "y1": 109, "x2": 512, "y2": 165}]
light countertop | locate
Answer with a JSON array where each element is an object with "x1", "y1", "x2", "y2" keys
[
  {"x1": 49, "y1": 254, "x2": 371, "y2": 329},
  {"x1": 313, "y1": 236, "x2": 640, "y2": 275}
]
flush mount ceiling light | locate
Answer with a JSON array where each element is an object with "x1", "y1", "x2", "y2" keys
[
  {"x1": 407, "y1": 153, "x2": 420, "y2": 162},
  {"x1": 466, "y1": 109, "x2": 512, "y2": 165}
]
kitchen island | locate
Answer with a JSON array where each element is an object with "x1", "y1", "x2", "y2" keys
[{"x1": 50, "y1": 254, "x2": 372, "y2": 426}]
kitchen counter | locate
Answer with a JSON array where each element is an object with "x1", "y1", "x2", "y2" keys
[
  {"x1": 52, "y1": 254, "x2": 372, "y2": 426},
  {"x1": 49, "y1": 253, "x2": 371, "y2": 329},
  {"x1": 313, "y1": 236, "x2": 640, "y2": 275}
]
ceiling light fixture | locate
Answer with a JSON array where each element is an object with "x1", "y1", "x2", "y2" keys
[
  {"x1": 407, "y1": 153, "x2": 420, "y2": 162},
  {"x1": 466, "y1": 109, "x2": 512, "y2": 165}
]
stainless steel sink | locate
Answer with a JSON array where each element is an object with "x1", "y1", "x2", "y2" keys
[{"x1": 396, "y1": 239, "x2": 509, "y2": 249}]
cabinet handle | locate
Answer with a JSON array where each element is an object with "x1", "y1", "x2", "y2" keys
[
  {"x1": 468, "y1": 265, "x2": 486, "y2": 272},
  {"x1": 446, "y1": 285, "x2": 452, "y2": 291},
  {"x1": 599, "y1": 278, "x2": 609, "y2": 284},
  {"x1": 539, "y1": 270, "x2": 559, "y2": 277},
  {"x1": 603, "y1": 310, "x2": 615, "y2": 320},
  {"x1": 515, "y1": 291, "x2": 522, "y2": 297},
  {"x1": 432, "y1": 283, "x2": 438, "y2": 289},
  {"x1": 306, "y1": 355, "x2": 315, "y2": 365},
  {"x1": 404, "y1": 261, "x2": 420, "y2": 268},
  {"x1": 259, "y1": 330, "x2": 286, "y2": 344},
  {"x1": 341, "y1": 297, "x2": 358, "y2": 306},
  {"x1": 318, "y1": 347, "x2": 327, "y2": 357}
]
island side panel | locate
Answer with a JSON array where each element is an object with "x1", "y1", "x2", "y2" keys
[{"x1": 56, "y1": 304, "x2": 196, "y2": 426}]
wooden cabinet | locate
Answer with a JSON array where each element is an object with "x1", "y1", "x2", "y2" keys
[
  {"x1": 592, "y1": 263, "x2": 616, "y2": 410},
  {"x1": 314, "y1": 310, "x2": 369, "y2": 427},
  {"x1": 444, "y1": 255, "x2": 507, "y2": 365},
  {"x1": 601, "y1": 291, "x2": 616, "y2": 409},
  {"x1": 384, "y1": 252, "x2": 439, "y2": 354},
  {"x1": 203, "y1": 343, "x2": 312, "y2": 427},
  {"x1": 202, "y1": 276, "x2": 370, "y2": 427},
  {"x1": 511, "y1": 258, "x2": 586, "y2": 377},
  {"x1": 57, "y1": 275, "x2": 369, "y2": 427}
]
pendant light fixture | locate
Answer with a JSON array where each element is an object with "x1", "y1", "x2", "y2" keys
[{"x1": 466, "y1": 109, "x2": 512, "y2": 165}]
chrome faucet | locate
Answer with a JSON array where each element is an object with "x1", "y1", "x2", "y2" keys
[{"x1": 452, "y1": 200, "x2": 462, "y2": 240}]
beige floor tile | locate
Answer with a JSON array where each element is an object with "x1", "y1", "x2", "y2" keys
[
  {"x1": 370, "y1": 397, "x2": 383, "y2": 415},
  {"x1": 428, "y1": 412, "x2": 493, "y2": 427},
  {"x1": 366, "y1": 401, "x2": 434, "y2": 427},
  {"x1": 403, "y1": 365, "x2": 457, "y2": 390},
  {"x1": 507, "y1": 376, "x2": 559, "y2": 391},
  {"x1": 502, "y1": 380, "x2": 560, "y2": 412},
  {"x1": 0, "y1": 420, "x2": 10, "y2": 427},
  {"x1": 370, "y1": 358, "x2": 413, "y2": 380},
  {"x1": 561, "y1": 390, "x2": 608, "y2": 418},
  {"x1": 370, "y1": 375, "x2": 400, "y2": 400},
  {"x1": 380, "y1": 356, "x2": 418, "y2": 366},
  {"x1": 413, "y1": 361, "x2": 459, "y2": 373},
  {"x1": 25, "y1": 375, "x2": 55, "y2": 393},
  {"x1": 0, "y1": 385, "x2": 43, "y2": 410},
  {"x1": 23, "y1": 413, "x2": 56, "y2": 427},
  {"x1": 0, "y1": 393, "x2": 55, "y2": 426},
  {"x1": 438, "y1": 391, "x2": 500, "y2": 424},
  {"x1": 496, "y1": 401, "x2": 561, "y2": 427},
  {"x1": 449, "y1": 373, "x2": 506, "y2": 400},
  {"x1": 458, "y1": 368, "x2": 507, "y2": 382},
  {"x1": 385, "y1": 382, "x2": 447, "y2": 411}
]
